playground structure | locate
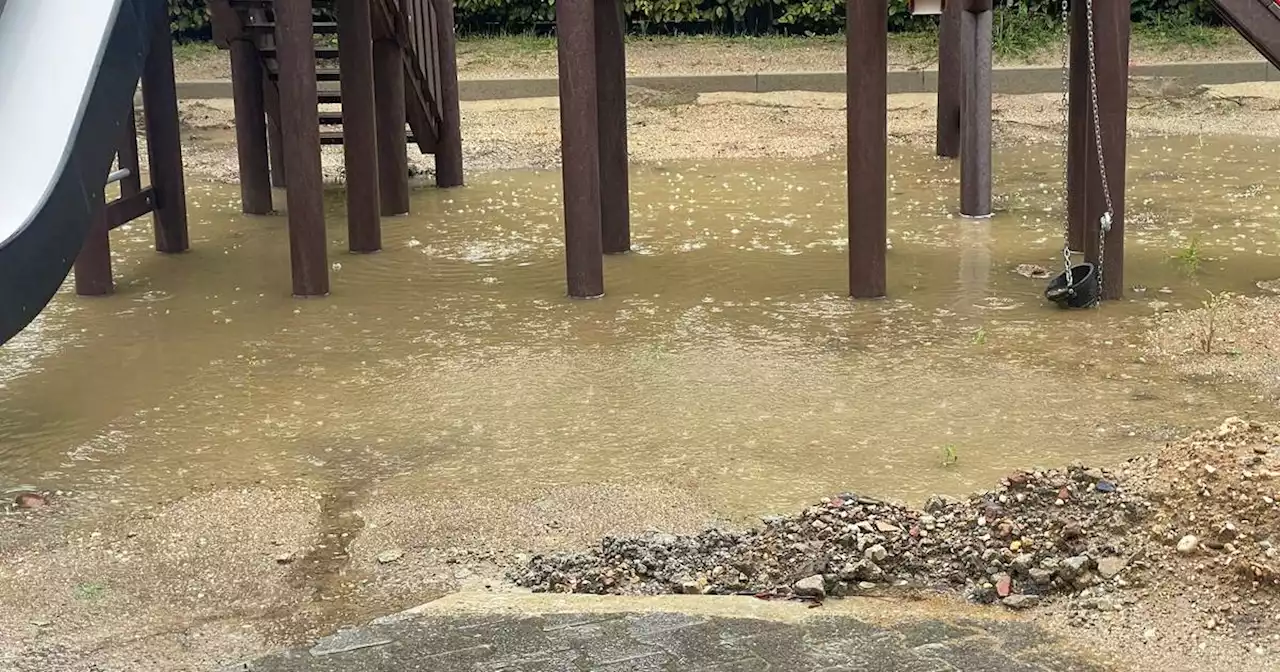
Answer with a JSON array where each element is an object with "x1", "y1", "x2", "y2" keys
[
  {"x1": 548, "y1": 0, "x2": 1135, "y2": 301},
  {"x1": 4, "y1": 1, "x2": 1280, "y2": 346},
  {"x1": 208, "y1": 0, "x2": 465, "y2": 296}
]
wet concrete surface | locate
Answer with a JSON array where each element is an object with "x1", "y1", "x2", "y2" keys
[{"x1": 240, "y1": 608, "x2": 1107, "y2": 672}]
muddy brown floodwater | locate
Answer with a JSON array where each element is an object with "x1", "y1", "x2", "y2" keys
[
  {"x1": 4, "y1": 129, "x2": 1280, "y2": 671},
  {"x1": 4, "y1": 134, "x2": 1279, "y2": 517}
]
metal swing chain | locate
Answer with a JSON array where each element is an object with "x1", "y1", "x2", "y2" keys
[{"x1": 1083, "y1": 0, "x2": 1115, "y2": 300}]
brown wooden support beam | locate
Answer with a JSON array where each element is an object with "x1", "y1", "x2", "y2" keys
[
  {"x1": 433, "y1": 0, "x2": 465, "y2": 188},
  {"x1": 556, "y1": 0, "x2": 604, "y2": 298},
  {"x1": 336, "y1": 0, "x2": 382, "y2": 252},
  {"x1": 118, "y1": 110, "x2": 143, "y2": 198},
  {"x1": 276, "y1": 0, "x2": 330, "y2": 296},
  {"x1": 107, "y1": 188, "x2": 157, "y2": 230},
  {"x1": 1067, "y1": 3, "x2": 1088, "y2": 252},
  {"x1": 1068, "y1": 0, "x2": 1129, "y2": 301},
  {"x1": 595, "y1": 0, "x2": 630, "y2": 254},
  {"x1": 959, "y1": 7, "x2": 992, "y2": 218},
  {"x1": 74, "y1": 206, "x2": 113, "y2": 296},
  {"x1": 374, "y1": 37, "x2": 410, "y2": 215},
  {"x1": 936, "y1": 0, "x2": 962, "y2": 158},
  {"x1": 140, "y1": 2, "x2": 189, "y2": 254},
  {"x1": 847, "y1": 0, "x2": 888, "y2": 299},
  {"x1": 230, "y1": 36, "x2": 273, "y2": 214}
]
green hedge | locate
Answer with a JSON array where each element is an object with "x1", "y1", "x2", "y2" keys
[{"x1": 169, "y1": 0, "x2": 1218, "y2": 40}]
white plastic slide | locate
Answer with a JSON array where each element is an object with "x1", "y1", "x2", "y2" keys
[{"x1": 0, "y1": 0, "x2": 163, "y2": 346}]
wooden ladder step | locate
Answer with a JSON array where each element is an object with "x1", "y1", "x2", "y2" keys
[
  {"x1": 257, "y1": 45, "x2": 340, "y2": 59},
  {"x1": 320, "y1": 128, "x2": 417, "y2": 146},
  {"x1": 267, "y1": 67, "x2": 341, "y2": 81},
  {"x1": 245, "y1": 21, "x2": 339, "y2": 34}
]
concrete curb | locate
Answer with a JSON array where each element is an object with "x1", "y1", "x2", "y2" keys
[{"x1": 169, "y1": 60, "x2": 1279, "y2": 103}]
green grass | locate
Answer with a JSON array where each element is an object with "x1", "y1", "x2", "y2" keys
[
  {"x1": 171, "y1": 40, "x2": 221, "y2": 63},
  {"x1": 1133, "y1": 18, "x2": 1231, "y2": 50}
]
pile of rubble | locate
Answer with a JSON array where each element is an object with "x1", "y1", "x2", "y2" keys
[{"x1": 513, "y1": 418, "x2": 1279, "y2": 618}]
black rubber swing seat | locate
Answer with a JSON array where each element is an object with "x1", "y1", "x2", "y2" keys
[{"x1": 1045, "y1": 263, "x2": 1099, "y2": 309}]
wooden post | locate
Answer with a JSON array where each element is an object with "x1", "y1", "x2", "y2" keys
[
  {"x1": 74, "y1": 206, "x2": 113, "y2": 296},
  {"x1": 140, "y1": 4, "x2": 189, "y2": 254},
  {"x1": 118, "y1": 110, "x2": 143, "y2": 198},
  {"x1": 556, "y1": 0, "x2": 604, "y2": 298},
  {"x1": 433, "y1": 0, "x2": 465, "y2": 188},
  {"x1": 595, "y1": 0, "x2": 630, "y2": 254},
  {"x1": 374, "y1": 36, "x2": 410, "y2": 215},
  {"x1": 336, "y1": 0, "x2": 381, "y2": 253},
  {"x1": 230, "y1": 36, "x2": 273, "y2": 214},
  {"x1": 960, "y1": 1, "x2": 992, "y2": 218},
  {"x1": 847, "y1": 0, "x2": 888, "y2": 299},
  {"x1": 1067, "y1": 2, "x2": 1087, "y2": 252},
  {"x1": 266, "y1": 81, "x2": 288, "y2": 188},
  {"x1": 275, "y1": 0, "x2": 330, "y2": 296},
  {"x1": 936, "y1": 0, "x2": 962, "y2": 158},
  {"x1": 1069, "y1": 0, "x2": 1129, "y2": 300}
]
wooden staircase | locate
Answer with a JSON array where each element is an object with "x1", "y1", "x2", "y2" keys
[{"x1": 214, "y1": 0, "x2": 443, "y2": 153}]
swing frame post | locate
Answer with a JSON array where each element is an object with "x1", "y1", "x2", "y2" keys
[
  {"x1": 960, "y1": 0, "x2": 992, "y2": 218},
  {"x1": 1067, "y1": 0, "x2": 1129, "y2": 301}
]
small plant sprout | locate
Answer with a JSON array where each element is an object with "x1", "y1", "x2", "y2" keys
[
  {"x1": 972, "y1": 326, "x2": 988, "y2": 346},
  {"x1": 1174, "y1": 237, "x2": 1204, "y2": 275},
  {"x1": 1196, "y1": 291, "x2": 1229, "y2": 355},
  {"x1": 940, "y1": 444, "x2": 959, "y2": 468}
]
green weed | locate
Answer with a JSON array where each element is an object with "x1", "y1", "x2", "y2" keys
[
  {"x1": 1174, "y1": 237, "x2": 1204, "y2": 275},
  {"x1": 940, "y1": 444, "x2": 959, "y2": 468}
]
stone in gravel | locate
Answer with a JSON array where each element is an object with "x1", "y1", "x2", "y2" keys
[
  {"x1": 1254, "y1": 445, "x2": 1271, "y2": 455},
  {"x1": 840, "y1": 559, "x2": 884, "y2": 582},
  {"x1": 1095, "y1": 480, "x2": 1117, "y2": 493},
  {"x1": 793, "y1": 575, "x2": 825, "y2": 598},
  {"x1": 864, "y1": 544, "x2": 888, "y2": 562},
  {"x1": 1029, "y1": 568, "x2": 1054, "y2": 585},
  {"x1": 13, "y1": 492, "x2": 46, "y2": 509},
  {"x1": 1060, "y1": 555, "x2": 1091, "y2": 579},
  {"x1": 995, "y1": 574, "x2": 1013, "y2": 598},
  {"x1": 275, "y1": 552, "x2": 294, "y2": 564},
  {"x1": 1096, "y1": 557, "x2": 1126, "y2": 580},
  {"x1": 1001, "y1": 594, "x2": 1040, "y2": 610},
  {"x1": 874, "y1": 520, "x2": 901, "y2": 533},
  {"x1": 376, "y1": 549, "x2": 405, "y2": 564},
  {"x1": 1176, "y1": 535, "x2": 1199, "y2": 555}
]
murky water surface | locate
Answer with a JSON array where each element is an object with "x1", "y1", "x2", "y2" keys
[{"x1": 3, "y1": 135, "x2": 1279, "y2": 516}]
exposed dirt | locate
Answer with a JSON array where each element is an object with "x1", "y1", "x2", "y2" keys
[
  {"x1": 0, "y1": 482, "x2": 717, "y2": 671},
  {"x1": 171, "y1": 31, "x2": 1264, "y2": 82},
  {"x1": 163, "y1": 80, "x2": 1280, "y2": 187},
  {"x1": 1148, "y1": 293, "x2": 1280, "y2": 399}
]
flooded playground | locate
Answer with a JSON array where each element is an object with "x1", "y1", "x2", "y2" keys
[
  {"x1": 4, "y1": 128, "x2": 1280, "y2": 671},
  {"x1": 4, "y1": 134, "x2": 1279, "y2": 514}
]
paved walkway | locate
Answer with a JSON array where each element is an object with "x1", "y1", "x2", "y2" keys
[{"x1": 239, "y1": 596, "x2": 1108, "y2": 672}]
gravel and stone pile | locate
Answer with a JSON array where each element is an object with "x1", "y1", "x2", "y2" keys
[
  {"x1": 513, "y1": 417, "x2": 1280, "y2": 621},
  {"x1": 514, "y1": 463, "x2": 1148, "y2": 610}
]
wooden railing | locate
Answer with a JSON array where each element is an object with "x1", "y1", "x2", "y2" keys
[{"x1": 402, "y1": 0, "x2": 444, "y2": 124}]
